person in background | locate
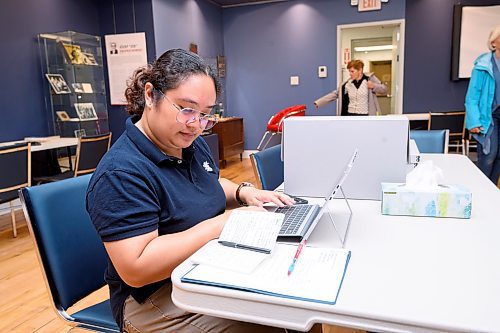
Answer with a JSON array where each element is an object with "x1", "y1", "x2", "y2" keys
[
  {"x1": 86, "y1": 48, "x2": 295, "y2": 333},
  {"x1": 314, "y1": 59, "x2": 388, "y2": 116},
  {"x1": 465, "y1": 25, "x2": 500, "y2": 185}
]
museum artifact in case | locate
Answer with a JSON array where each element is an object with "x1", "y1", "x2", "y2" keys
[{"x1": 38, "y1": 31, "x2": 109, "y2": 137}]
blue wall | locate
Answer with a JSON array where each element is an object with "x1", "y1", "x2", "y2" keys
[
  {"x1": 152, "y1": 0, "x2": 223, "y2": 58},
  {"x1": 97, "y1": 0, "x2": 223, "y2": 141},
  {"x1": 151, "y1": 0, "x2": 225, "y2": 107},
  {"x1": 2, "y1": 0, "x2": 500, "y2": 150},
  {"x1": 96, "y1": 0, "x2": 157, "y2": 141},
  {"x1": 0, "y1": 0, "x2": 100, "y2": 142},
  {"x1": 403, "y1": 0, "x2": 500, "y2": 115},
  {"x1": 222, "y1": 0, "x2": 405, "y2": 148}
]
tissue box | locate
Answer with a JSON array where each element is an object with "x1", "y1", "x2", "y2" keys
[{"x1": 381, "y1": 183, "x2": 471, "y2": 219}]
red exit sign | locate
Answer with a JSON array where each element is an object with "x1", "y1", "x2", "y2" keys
[{"x1": 358, "y1": 0, "x2": 381, "y2": 12}]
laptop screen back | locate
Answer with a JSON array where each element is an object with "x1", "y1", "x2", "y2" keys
[{"x1": 283, "y1": 116, "x2": 410, "y2": 200}]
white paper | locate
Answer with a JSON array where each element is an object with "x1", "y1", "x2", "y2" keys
[
  {"x1": 189, "y1": 240, "x2": 268, "y2": 273},
  {"x1": 104, "y1": 33, "x2": 148, "y2": 105},
  {"x1": 184, "y1": 244, "x2": 351, "y2": 303},
  {"x1": 219, "y1": 210, "x2": 284, "y2": 253}
]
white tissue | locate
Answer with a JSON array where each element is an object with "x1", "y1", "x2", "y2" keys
[{"x1": 405, "y1": 160, "x2": 443, "y2": 190}]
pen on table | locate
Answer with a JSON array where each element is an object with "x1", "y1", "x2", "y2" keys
[
  {"x1": 287, "y1": 239, "x2": 306, "y2": 276},
  {"x1": 218, "y1": 240, "x2": 270, "y2": 254}
]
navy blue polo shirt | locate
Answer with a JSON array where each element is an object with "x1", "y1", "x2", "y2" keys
[{"x1": 86, "y1": 117, "x2": 226, "y2": 329}]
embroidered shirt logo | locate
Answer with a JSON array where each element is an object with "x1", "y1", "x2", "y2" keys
[{"x1": 203, "y1": 161, "x2": 213, "y2": 172}]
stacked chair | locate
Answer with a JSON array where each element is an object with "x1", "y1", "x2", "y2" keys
[{"x1": 256, "y1": 105, "x2": 306, "y2": 151}]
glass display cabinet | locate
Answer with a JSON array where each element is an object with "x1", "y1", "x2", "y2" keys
[{"x1": 38, "y1": 31, "x2": 109, "y2": 138}]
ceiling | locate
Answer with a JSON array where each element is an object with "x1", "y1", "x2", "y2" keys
[{"x1": 209, "y1": 0, "x2": 289, "y2": 8}]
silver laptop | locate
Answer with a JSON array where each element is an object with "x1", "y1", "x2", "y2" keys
[{"x1": 268, "y1": 149, "x2": 358, "y2": 241}]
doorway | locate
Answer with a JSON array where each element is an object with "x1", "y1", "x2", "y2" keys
[
  {"x1": 337, "y1": 19, "x2": 405, "y2": 115},
  {"x1": 371, "y1": 60, "x2": 392, "y2": 115}
]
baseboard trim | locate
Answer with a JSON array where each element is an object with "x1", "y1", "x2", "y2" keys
[{"x1": 243, "y1": 150, "x2": 258, "y2": 159}]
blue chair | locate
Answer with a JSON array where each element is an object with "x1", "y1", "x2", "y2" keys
[
  {"x1": 428, "y1": 111, "x2": 465, "y2": 154},
  {"x1": 410, "y1": 129, "x2": 449, "y2": 154},
  {"x1": 19, "y1": 174, "x2": 119, "y2": 333},
  {"x1": 250, "y1": 144, "x2": 284, "y2": 190}
]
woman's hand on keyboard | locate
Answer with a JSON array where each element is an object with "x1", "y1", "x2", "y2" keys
[{"x1": 239, "y1": 188, "x2": 295, "y2": 208}]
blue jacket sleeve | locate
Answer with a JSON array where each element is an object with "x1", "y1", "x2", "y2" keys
[{"x1": 464, "y1": 68, "x2": 486, "y2": 130}]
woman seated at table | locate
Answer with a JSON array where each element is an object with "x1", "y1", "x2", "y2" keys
[{"x1": 86, "y1": 48, "x2": 295, "y2": 333}]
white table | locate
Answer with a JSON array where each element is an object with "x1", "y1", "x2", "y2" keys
[
  {"x1": 403, "y1": 113, "x2": 429, "y2": 121},
  {"x1": 29, "y1": 137, "x2": 78, "y2": 152},
  {"x1": 171, "y1": 154, "x2": 500, "y2": 333},
  {"x1": 0, "y1": 136, "x2": 78, "y2": 151},
  {"x1": 0, "y1": 136, "x2": 78, "y2": 169}
]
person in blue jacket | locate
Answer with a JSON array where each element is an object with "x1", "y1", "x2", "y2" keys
[{"x1": 465, "y1": 25, "x2": 500, "y2": 185}]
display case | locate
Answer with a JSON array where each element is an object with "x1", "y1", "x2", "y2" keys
[{"x1": 38, "y1": 31, "x2": 109, "y2": 138}]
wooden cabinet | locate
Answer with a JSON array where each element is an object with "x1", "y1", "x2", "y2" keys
[{"x1": 211, "y1": 117, "x2": 244, "y2": 167}]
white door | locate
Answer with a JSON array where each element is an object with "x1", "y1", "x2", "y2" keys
[{"x1": 337, "y1": 19, "x2": 405, "y2": 115}]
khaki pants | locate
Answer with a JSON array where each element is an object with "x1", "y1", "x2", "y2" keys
[{"x1": 123, "y1": 281, "x2": 286, "y2": 333}]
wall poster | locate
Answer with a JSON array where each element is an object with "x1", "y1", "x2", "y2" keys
[{"x1": 104, "y1": 32, "x2": 148, "y2": 105}]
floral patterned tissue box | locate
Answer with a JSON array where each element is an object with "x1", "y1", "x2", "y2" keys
[{"x1": 381, "y1": 183, "x2": 472, "y2": 219}]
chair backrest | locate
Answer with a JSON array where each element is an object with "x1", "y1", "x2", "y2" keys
[
  {"x1": 0, "y1": 142, "x2": 31, "y2": 203},
  {"x1": 250, "y1": 144, "x2": 284, "y2": 190},
  {"x1": 19, "y1": 174, "x2": 108, "y2": 312},
  {"x1": 428, "y1": 111, "x2": 465, "y2": 140},
  {"x1": 267, "y1": 105, "x2": 306, "y2": 133},
  {"x1": 410, "y1": 129, "x2": 449, "y2": 154},
  {"x1": 74, "y1": 133, "x2": 112, "y2": 177}
]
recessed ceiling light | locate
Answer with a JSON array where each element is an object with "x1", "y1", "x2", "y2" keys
[{"x1": 354, "y1": 45, "x2": 394, "y2": 52}]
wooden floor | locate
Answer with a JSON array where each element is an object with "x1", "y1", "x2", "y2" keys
[{"x1": 0, "y1": 156, "x2": 363, "y2": 333}]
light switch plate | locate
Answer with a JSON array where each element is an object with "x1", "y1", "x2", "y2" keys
[
  {"x1": 318, "y1": 66, "x2": 327, "y2": 78},
  {"x1": 290, "y1": 76, "x2": 299, "y2": 86}
]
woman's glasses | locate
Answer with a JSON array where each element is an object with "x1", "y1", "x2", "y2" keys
[{"x1": 155, "y1": 88, "x2": 218, "y2": 130}]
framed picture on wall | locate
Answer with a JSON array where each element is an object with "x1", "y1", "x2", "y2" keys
[
  {"x1": 74, "y1": 102, "x2": 98, "y2": 121},
  {"x1": 45, "y1": 74, "x2": 71, "y2": 94}
]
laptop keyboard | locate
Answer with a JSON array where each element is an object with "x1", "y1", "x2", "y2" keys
[{"x1": 276, "y1": 204, "x2": 315, "y2": 235}]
